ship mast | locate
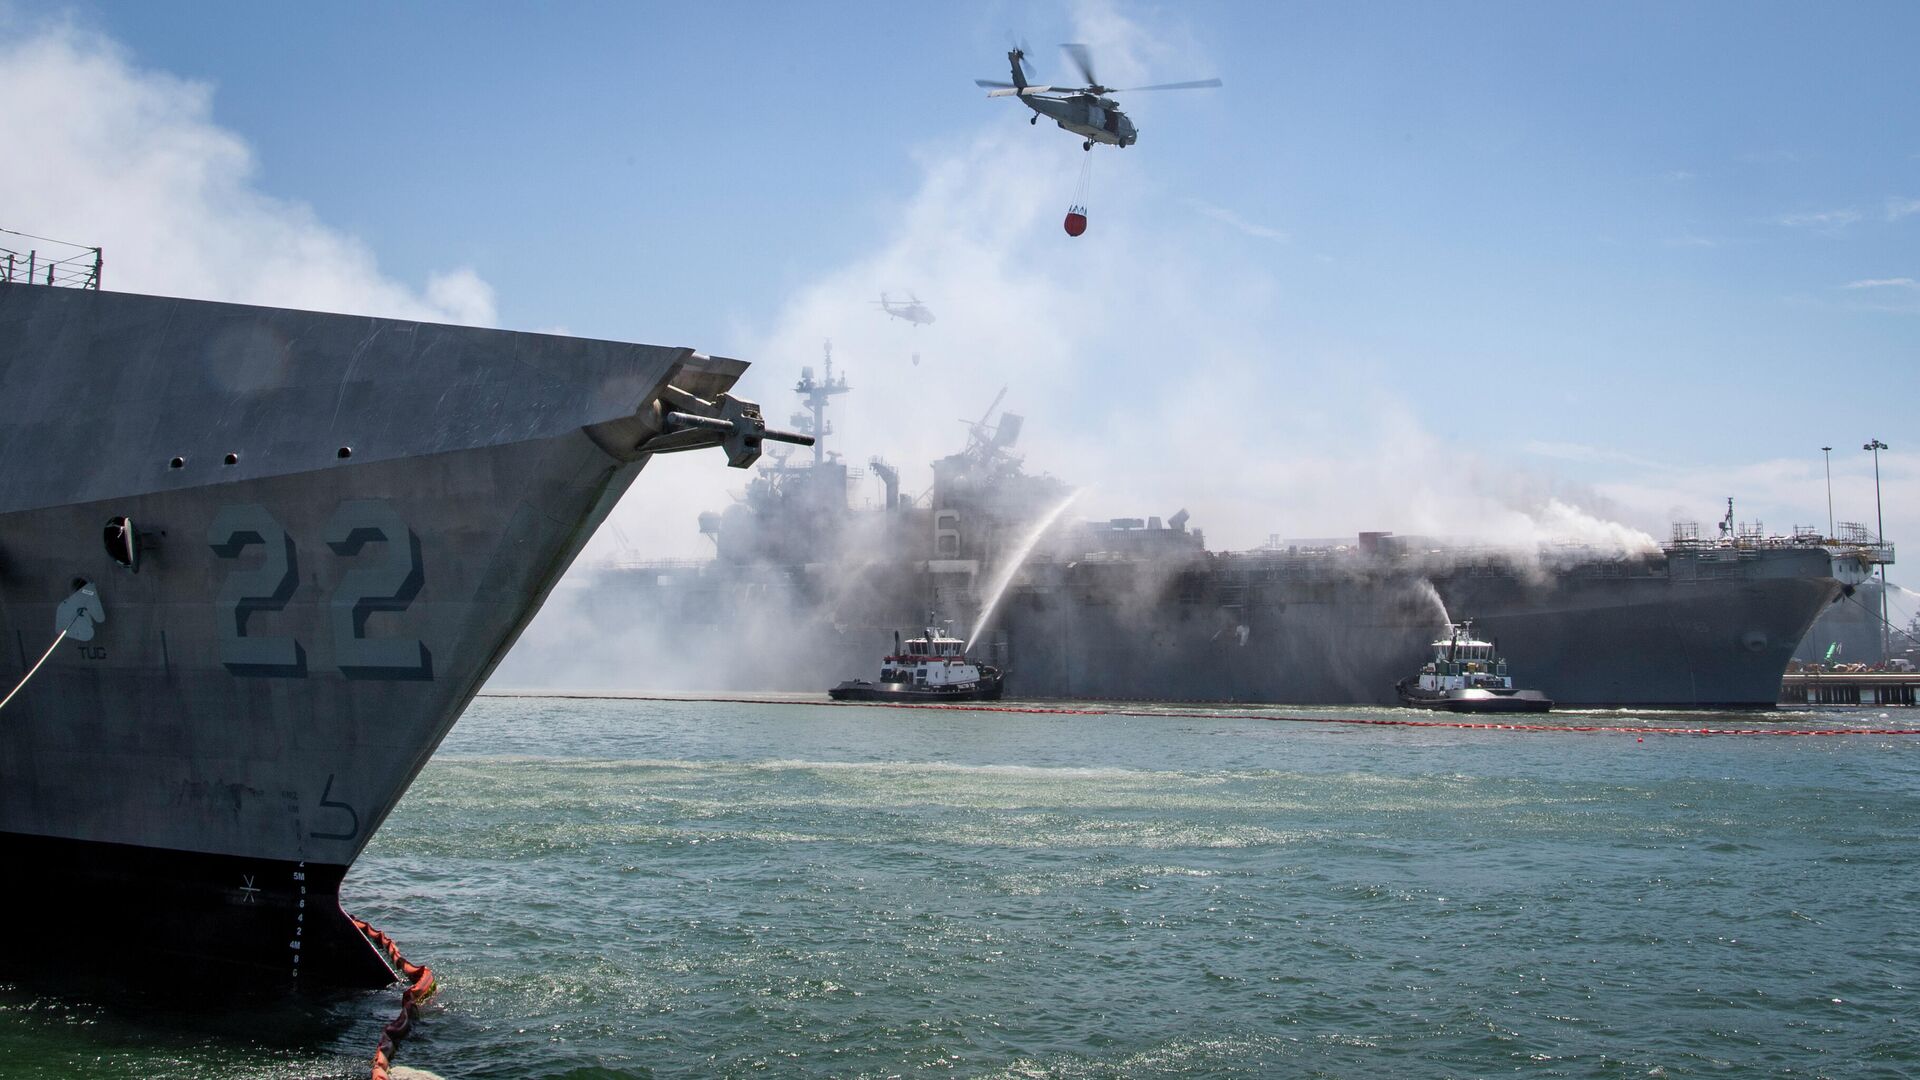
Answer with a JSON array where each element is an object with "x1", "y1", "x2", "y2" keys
[{"x1": 792, "y1": 340, "x2": 850, "y2": 468}]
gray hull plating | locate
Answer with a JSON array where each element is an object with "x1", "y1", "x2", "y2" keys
[
  {"x1": 0, "y1": 283, "x2": 745, "y2": 982},
  {"x1": 577, "y1": 545, "x2": 1841, "y2": 709},
  {"x1": 997, "y1": 547, "x2": 1839, "y2": 706}
]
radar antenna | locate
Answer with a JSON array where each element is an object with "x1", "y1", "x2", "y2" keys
[
  {"x1": 792, "y1": 340, "x2": 850, "y2": 467},
  {"x1": 961, "y1": 386, "x2": 1009, "y2": 451}
]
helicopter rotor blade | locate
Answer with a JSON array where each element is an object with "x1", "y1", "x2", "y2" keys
[
  {"x1": 986, "y1": 85, "x2": 1057, "y2": 98},
  {"x1": 1112, "y1": 78, "x2": 1223, "y2": 92},
  {"x1": 975, "y1": 79, "x2": 1016, "y2": 88},
  {"x1": 1059, "y1": 42, "x2": 1100, "y2": 90}
]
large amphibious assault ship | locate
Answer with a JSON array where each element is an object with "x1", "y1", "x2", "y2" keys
[
  {"x1": 0, "y1": 270, "x2": 800, "y2": 986},
  {"x1": 550, "y1": 360, "x2": 1885, "y2": 707}
]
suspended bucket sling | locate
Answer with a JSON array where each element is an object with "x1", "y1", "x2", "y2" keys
[{"x1": 1063, "y1": 154, "x2": 1092, "y2": 237}]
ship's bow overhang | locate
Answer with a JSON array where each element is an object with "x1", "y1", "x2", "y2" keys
[{"x1": 0, "y1": 284, "x2": 751, "y2": 985}]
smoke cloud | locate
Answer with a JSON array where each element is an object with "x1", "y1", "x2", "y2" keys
[
  {"x1": 0, "y1": 19, "x2": 496, "y2": 324},
  {"x1": 570, "y1": 2, "x2": 1691, "y2": 574}
]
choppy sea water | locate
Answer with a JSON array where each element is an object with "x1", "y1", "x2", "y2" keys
[{"x1": 4, "y1": 696, "x2": 1919, "y2": 1078}]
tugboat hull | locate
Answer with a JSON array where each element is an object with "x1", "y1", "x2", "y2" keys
[
  {"x1": 830, "y1": 671, "x2": 1005, "y2": 703},
  {"x1": 1396, "y1": 679, "x2": 1553, "y2": 714}
]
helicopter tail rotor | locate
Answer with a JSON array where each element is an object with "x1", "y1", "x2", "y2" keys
[
  {"x1": 977, "y1": 34, "x2": 1036, "y2": 90},
  {"x1": 1008, "y1": 34, "x2": 1036, "y2": 80}
]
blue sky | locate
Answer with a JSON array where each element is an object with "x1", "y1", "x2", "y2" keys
[{"x1": 3, "y1": 1, "x2": 1915, "y2": 597}]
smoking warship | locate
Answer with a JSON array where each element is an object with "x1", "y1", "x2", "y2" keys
[
  {"x1": 552, "y1": 358, "x2": 1886, "y2": 707},
  {"x1": 0, "y1": 255, "x2": 804, "y2": 987}
]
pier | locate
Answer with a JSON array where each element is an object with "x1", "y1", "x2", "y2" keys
[{"x1": 1781, "y1": 672, "x2": 1920, "y2": 706}]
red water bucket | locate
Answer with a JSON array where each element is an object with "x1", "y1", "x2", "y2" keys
[{"x1": 1063, "y1": 207, "x2": 1087, "y2": 237}]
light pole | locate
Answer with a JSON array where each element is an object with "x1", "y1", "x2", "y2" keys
[
  {"x1": 1822, "y1": 446, "x2": 1834, "y2": 539},
  {"x1": 1865, "y1": 438, "x2": 1889, "y2": 664}
]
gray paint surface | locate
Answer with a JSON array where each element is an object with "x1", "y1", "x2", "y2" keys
[{"x1": 0, "y1": 284, "x2": 742, "y2": 868}]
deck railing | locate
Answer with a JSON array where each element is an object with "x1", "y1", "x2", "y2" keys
[{"x1": 0, "y1": 229, "x2": 102, "y2": 289}]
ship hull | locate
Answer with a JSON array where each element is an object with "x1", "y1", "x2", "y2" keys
[
  {"x1": 995, "y1": 548, "x2": 1842, "y2": 708},
  {"x1": 0, "y1": 832, "x2": 388, "y2": 986},
  {"x1": 1436, "y1": 567, "x2": 1837, "y2": 708},
  {"x1": 0, "y1": 284, "x2": 746, "y2": 986},
  {"x1": 561, "y1": 547, "x2": 1842, "y2": 709},
  {"x1": 0, "y1": 442, "x2": 633, "y2": 986}
]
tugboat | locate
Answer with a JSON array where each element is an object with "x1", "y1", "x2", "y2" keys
[
  {"x1": 829, "y1": 619, "x2": 1005, "y2": 702},
  {"x1": 1396, "y1": 621, "x2": 1553, "y2": 713}
]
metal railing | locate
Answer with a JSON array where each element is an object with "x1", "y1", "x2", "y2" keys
[{"x1": 0, "y1": 228, "x2": 102, "y2": 289}]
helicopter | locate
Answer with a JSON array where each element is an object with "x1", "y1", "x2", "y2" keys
[
  {"x1": 872, "y1": 292, "x2": 935, "y2": 326},
  {"x1": 975, "y1": 44, "x2": 1220, "y2": 151}
]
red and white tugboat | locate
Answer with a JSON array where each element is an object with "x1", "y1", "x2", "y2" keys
[
  {"x1": 829, "y1": 620, "x2": 1006, "y2": 703},
  {"x1": 1396, "y1": 621, "x2": 1553, "y2": 713}
]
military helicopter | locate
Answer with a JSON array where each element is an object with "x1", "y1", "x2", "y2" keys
[
  {"x1": 872, "y1": 292, "x2": 935, "y2": 326},
  {"x1": 975, "y1": 44, "x2": 1221, "y2": 151}
]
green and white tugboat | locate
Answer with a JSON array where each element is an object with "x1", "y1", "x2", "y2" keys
[{"x1": 1396, "y1": 621, "x2": 1553, "y2": 713}]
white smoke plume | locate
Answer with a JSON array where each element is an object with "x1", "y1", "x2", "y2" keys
[
  {"x1": 585, "y1": 1, "x2": 1670, "y2": 572},
  {"x1": 0, "y1": 18, "x2": 496, "y2": 325}
]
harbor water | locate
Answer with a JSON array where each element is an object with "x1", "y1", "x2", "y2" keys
[{"x1": 4, "y1": 695, "x2": 1918, "y2": 1077}]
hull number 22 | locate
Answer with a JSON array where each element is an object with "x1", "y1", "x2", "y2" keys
[{"x1": 209, "y1": 501, "x2": 431, "y2": 679}]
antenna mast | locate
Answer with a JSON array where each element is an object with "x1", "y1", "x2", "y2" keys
[{"x1": 792, "y1": 340, "x2": 850, "y2": 467}]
